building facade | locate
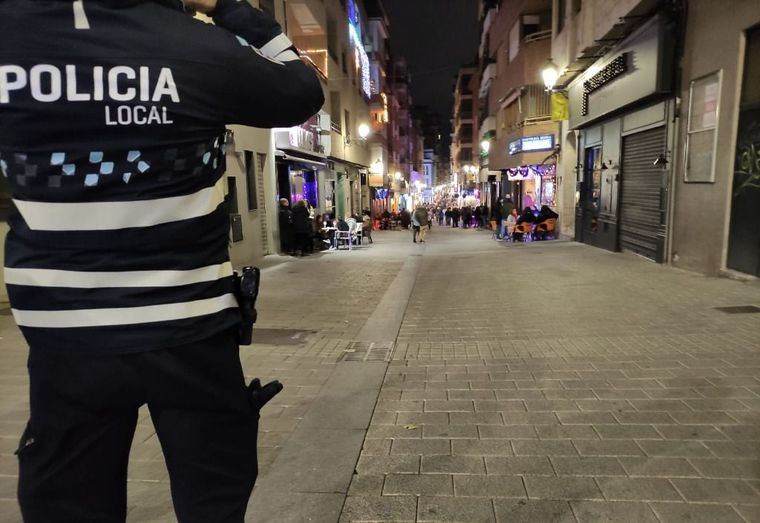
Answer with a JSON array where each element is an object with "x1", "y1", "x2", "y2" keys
[
  {"x1": 451, "y1": 65, "x2": 477, "y2": 196},
  {"x1": 223, "y1": 0, "x2": 373, "y2": 265},
  {"x1": 670, "y1": 0, "x2": 760, "y2": 277},
  {"x1": 476, "y1": 0, "x2": 558, "y2": 217}
]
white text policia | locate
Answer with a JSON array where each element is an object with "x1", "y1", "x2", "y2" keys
[{"x1": 0, "y1": 64, "x2": 179, "y2": 126}]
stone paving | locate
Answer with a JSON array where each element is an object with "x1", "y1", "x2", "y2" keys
[
  {"x1": 345, "y1": 230, "x2": 760, "y2": 523},
  {"x1": 0, "y1": 226, "x2": 759, "y2": 522}
]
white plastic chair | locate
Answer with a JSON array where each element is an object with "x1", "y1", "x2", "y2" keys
[
  {"x1": 335, "y1": 223, "x2": 353, "y2": 250},
  {"x1": 346, "y1": 218, "x2": 362, "y2": 247}
]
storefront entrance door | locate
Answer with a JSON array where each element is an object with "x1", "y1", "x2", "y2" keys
[
  {"x1": 727, "y1": 25, "x2": 760, "y2": 277},
  {"x1": 619, "y1": 126, "x2": 668, "y2": 262}
]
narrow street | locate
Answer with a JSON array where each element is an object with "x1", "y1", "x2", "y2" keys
[{"x1": 1, "y1": 228, "x2": 759, "y2": 522}]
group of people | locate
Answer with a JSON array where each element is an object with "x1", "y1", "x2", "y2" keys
[
  {"x1": 494, "y1": 199, "x2": 559, "y2": 242},
  {"x1": 439, "y1": 204, "x2": 491, "y2": 229},
  {"x1": 278, "y1": 199, "x2": 373, "y2": 255}
]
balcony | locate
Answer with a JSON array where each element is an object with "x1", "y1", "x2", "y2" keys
[{"x1": 479, "y1": 63, "x2": 496, "y2": 99}]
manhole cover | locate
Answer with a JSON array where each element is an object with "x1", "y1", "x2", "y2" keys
[
  {"x1": 251, "y1": 328, "x2": 315, "y2": 345},
  {"x1": 715, "y1": 305, "x2": 760, "y2": 314},
  {"x1": 339, "y1": 342, "x2": 395, "y2": 362}
]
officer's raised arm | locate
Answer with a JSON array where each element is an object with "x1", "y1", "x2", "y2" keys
[{"x1": 189, "y1": 0, "x2": 325, "y2": 127}]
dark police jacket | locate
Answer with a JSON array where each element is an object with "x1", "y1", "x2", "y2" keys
[{"x1": 0, "y1": 0, "x2": 324, "y2": 352}]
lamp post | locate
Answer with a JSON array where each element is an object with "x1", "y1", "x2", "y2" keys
[{"x1": 357, "y1": 123, "x2": 370, "y2": 141}]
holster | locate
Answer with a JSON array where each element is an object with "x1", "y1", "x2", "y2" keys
[{"x1": 233, "y1": 266, "x2": 260, "y2": 345}]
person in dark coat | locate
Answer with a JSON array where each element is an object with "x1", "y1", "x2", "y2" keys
[
  {"x1": 534, "y1": 205, "x2": 559, "y2": 240},
  {"x1": 493, "y1": 199, "x2": 504, "y2": 238},
  {"x1": 451, "y1": 207, "x2": 460, "y2": 228},
  {"x1": 292, "y1": 200, "x2": 313, "y2": 255},
  {"x1": 517, "y1": 207, "x2": 537, "y2": 224},
  {"x1": 278, "y1": 198, "x2": 294, "y2": 255},
  {"x1": 535, "y1": 205, "x2": 559, "y2": 224}
]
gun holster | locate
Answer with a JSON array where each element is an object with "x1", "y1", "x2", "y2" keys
[{"x1": 233, "y1": 266, "x2": 260, "y2": 345}]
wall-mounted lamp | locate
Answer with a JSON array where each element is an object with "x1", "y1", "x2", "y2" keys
[
  {"x1": 653, "y1": 154, "x2": 669, "y2": 169},
  {"x1": 542, "y1": 58, "x2": 560, "y2": 91}
]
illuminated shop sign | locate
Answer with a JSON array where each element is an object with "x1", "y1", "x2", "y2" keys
[
  {"x1": 508, "y1": 135, "x2": 555, "y2": 155},
  {"x1": 348, "y1": 0, "x2": 371, "y2": 99},
  {"x1": 582, "y1": 53, "x2": 628, "y2": 116}
]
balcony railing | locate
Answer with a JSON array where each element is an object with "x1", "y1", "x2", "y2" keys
[{"x1": 524, "y1": 29, "x2": 552, "y2": 44}]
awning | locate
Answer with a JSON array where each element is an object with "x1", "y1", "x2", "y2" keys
[
  {"x1": 276, "y1": 149, "x2": 326, "y2": 167},
  {"x1": 327, "y1": 156, "x2": 369, "y2": 171}
]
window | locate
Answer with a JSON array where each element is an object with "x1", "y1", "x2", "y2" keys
[
  {"x1": 286, "y1": 2, "x2": 328, "y2": 77},
  {"x1": 557, "y1": 0, "x2": 566, "y2": 34},
  {"x1": 344, "y1": 109, "x2": 351, "y2": 139},
  {"x1": 244, "y1": 151, "x2": 258, "y2": 211},
  {"x1": 327, "y1": 17, "x2": 338, "y2": 61},
  {"x1": 227, "y1": 176, "x2": 239, "y2": 214},
  {"x1": 509, "y1": 21, "x2": 520, "y2": 62},
  {"x1": 685, "y1": 71, "x2": 721, "y2": 183},
  {"x1": 330, "y1": 91, "x2": 342, "y2": 133}
]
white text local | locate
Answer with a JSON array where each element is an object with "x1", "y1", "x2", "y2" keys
[
  {"x1": 105, "y1": 105, "x2": 173, "y2": 126},
  {"x1": 0, "y1": 64, "x2": 180, "y2": 104}
]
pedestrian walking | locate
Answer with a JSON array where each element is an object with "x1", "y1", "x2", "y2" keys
[
  {"x1": 452, "y1": 207, "x2": 461, "y2": 228},
  {"x1": 413, "y1": 206, "x2": 429, "y2": 243},
  {"x1": 1, "y1": 1, "x2": 324, "y2": 521}
]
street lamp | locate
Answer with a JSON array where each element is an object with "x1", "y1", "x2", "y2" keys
[
  {"x1": 480, "y1": 140, "x2": 491, "y2": 154},
  {"x1": 358, "y1": 123, "x2": 370, "y2": 140},
  {"x1": 394, "y1": 171, "x2": 402, "y2": 180},
  {"x1": 542, "y1": 58, "x2": 560, "y2": 91}
]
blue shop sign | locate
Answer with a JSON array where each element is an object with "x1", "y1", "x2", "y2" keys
[{"x1": 508, "y1": 135, "x2": 554, "y2": 155}]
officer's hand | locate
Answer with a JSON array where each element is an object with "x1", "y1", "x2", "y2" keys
[{"x1": 184, "y1": 0, "x2": 217, "y2": 14}]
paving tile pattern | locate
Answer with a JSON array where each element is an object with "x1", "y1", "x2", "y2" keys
[
  {"x1": 345, "y1": 232, "x2": 760, "y2": 522},
  {"x1": 0, "y1": 245, "x2": 406, "y2": 522}
]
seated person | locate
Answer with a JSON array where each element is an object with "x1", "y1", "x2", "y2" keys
[
  {"x1": 535, "y1": 205, "x2": 559, "y2": 224},
  {"x1": 362, "y1": 211, "x2": 373, "y2": 244},
  {"x1": 517, "y1": 206, "x2": 536, "y2": 224},
  {"x1": 331, "y1": 216, "x2": 350, "y2": 248},
  {"x1": 503, "y1": 208, "x2": 518, "y2": 240},
  {"x1": 513, "y1": 207, "x2": 536, "y2": 241},
  {"x1": 534, "y1": 205, "x2": 559, "y2": 240}
]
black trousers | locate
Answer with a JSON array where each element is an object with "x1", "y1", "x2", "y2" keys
[{"x1": 17, "y1": 329, "x2": 259, "y2": 523}]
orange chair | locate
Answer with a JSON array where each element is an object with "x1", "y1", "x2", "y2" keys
[
  {"x1": 512, "y1": 222, "x2": 533, "y2": 242},
  {"x1": 535, "y1": 218, "x2": 557, "y2": 240}
]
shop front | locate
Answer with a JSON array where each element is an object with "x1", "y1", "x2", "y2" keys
[
  {"x1": 274, "y1": 124, "x2": 327, "y2": 214},
  {"x1": 498, "y1": 131, "x2": 558, "y2": 214},
  {"x1": 505, "y1": 164, "x2": 557, "y2": 211},
  {"x1": 568, "y1": 14, "x2": 677, "y2": 263}
]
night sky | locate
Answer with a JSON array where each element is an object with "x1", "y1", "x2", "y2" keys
[{"x1": 383, "y1": 0, "x2": 480, "y2": 147}]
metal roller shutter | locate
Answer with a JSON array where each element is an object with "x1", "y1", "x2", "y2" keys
[{"x1": 619, "y1": 126, "x2": 667, "y2": 262}]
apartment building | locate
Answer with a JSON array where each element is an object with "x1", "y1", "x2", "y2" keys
[
  {"x1": 223, "y1": 0, "x2": 372, "y2": 264},
  {"x1": 476, "y1": 0, "x2": 557, "y2": 218},
  {"x1": 451, "y1": 65, "x2": 478, "y2": 194}
]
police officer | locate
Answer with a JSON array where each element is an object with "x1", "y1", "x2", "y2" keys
[{"x1": 1, "y1": 0, "x2": 324, "y2": 521}]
